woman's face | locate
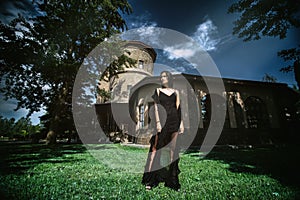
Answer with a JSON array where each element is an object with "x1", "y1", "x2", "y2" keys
[{"x1": 160, "y1": 72, "x2": 168, "y2": 87}]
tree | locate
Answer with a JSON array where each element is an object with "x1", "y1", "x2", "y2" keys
[
  {"x1": 0, "y1": 0, "x2": 133, "y2": 144},
  {"x1": 228, "y1": 0, "x2": 300, "y2": 88},
  {"x1": 0, "y1": 116, "x2": 40, "y2": 140},
  {"x1": 262, "y1": 73, "x2": 277, "y2": 83},
  {"x1": 0, "y1": 116, "x2": 15, "y2": 137},
  {"x1": 278, "y1": 48, "x2": 300, "y2": 89}
]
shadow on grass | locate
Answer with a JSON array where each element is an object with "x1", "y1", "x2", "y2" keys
[
  {"x1": 0, "y1": 142, "x2": 89, "y2": 175},
  {"x1": 184, "y1": 145, "x2": 300, "y2": 188}
]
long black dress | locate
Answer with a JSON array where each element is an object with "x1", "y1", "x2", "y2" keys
[{"x1": 142, "y1": 89, "x2": 181, "y2": 190}]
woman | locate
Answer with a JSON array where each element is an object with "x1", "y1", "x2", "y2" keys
[{"x1": 142, "y1": 71, "x2": 184, "y2": 191}]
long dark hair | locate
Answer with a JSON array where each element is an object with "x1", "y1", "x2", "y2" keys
[{"x1": 160, "y1": 71, "x2": 173, "y2": 88}]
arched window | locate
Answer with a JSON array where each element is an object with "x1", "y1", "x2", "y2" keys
[
  {"x1": 136, "y1": 98, "x2": 147, "y2": 130},
  {"x1": 201, "y1": 94, "x2": 227, "y2": 128},
  {"x1": 138, "y1": 60, "x2": 144, "y2": 69},
  {"x1": 201, "y1": 94, "x2": 209, "y2": 123},
  {"x1": 139, "y1": 104, "x2": 145, "y2": 128},
  {"x1": 244, "y1": 96, "x2": 269, "y2": 129}
]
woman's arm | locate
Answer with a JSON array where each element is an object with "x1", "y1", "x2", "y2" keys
[{"x1": 154, "y1": 88, "x2": 161, "y2": 133}]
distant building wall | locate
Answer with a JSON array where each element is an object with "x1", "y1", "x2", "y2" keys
[{"x1": 129, "y1": 74, "x2": 299, "y2": 146}]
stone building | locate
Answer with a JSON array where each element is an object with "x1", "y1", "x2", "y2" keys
[
  {"x1": 95, "y1": 41, "x2": 157, "y2": 140},
  {"x1": 129, "y1": 74, "x2": 299, "y2": 146},
  {"x1": 95, "y1": 41, "x2": 299, "y2": 145}
]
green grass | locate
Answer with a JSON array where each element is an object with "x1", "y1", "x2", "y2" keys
[{"x1": 0, "y1": 143, "x2": 299, "y2": 199}]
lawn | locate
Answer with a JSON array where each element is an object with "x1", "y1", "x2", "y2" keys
[{"x1": 0, "y1": 142, "x2": 299, "y2": 199}]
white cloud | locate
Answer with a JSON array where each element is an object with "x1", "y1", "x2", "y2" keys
[
  {"x1": 124, "y1": 15, "x2": 221, "y2": 60},
  {"x1": 126, "y1": 11, "x2": 157, "y2": 29},
  {"x1": 0, "y1": 0, "x2": 40, "y2": 24},
  {"x1": 162, "y1": 18, "x2": 221, "y2": 61},
  {"x1": 0, "y1": 95, "x2": 44, "y2": 124},
  {"x1": 164, "y1": 46, "x2": 195, "y2": 59},
  {"x1": 192, "y1": 19, "x2": 220, "y2": 51},
  {"x1": 123, "y1": 16, "x2": 233, "y2": 75},
  {"x1": 0, "y1": 98, "x2": 27, "y2": 118},
  {"x1": 122, "y1": 12, "x2": 162, "y2": 46}
]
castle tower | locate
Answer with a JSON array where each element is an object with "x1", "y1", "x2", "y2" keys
[
  {"x1": 109, "y1": 41, "x2": 157, "y2": 103},
  {"x1": 95, "y1": 41, "x2": 156, "y2": 140},
  {"x1": 97, "y1": 41, "x2": 156, "y2": 103}
]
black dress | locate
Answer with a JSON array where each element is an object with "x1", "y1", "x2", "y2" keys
[{"x1": 142, "y1": 89, "x2": 181, "y2": 190}]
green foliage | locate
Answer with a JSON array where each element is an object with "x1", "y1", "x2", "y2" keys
[
  {"x1": 278, "y1": 47, "x2": 300, "y2": 73},
  {"x1": 0, "y1": 143, "x2": 299, "y2": 199},
  {"x1": 0, "y1": 116, "x2": 40, "y2": 140},
  {"x1": 0, "y1": 116, "x2": 15, "y2": 137},
  {"x1": 278, "y1": 46, "x2": 300, "y2": 63},
  {"x1": 228, "y1": 0, "x2": 300, "y2": 90},
  {"x1": 228, "y1": 0, "x2": 300, "y2": 41},
  {"x1": 0, "y1": 0, "x2": 133, "y2": 143},
  {"x1": 97, "y1": 88, "x2": 111, "y2": 102}
]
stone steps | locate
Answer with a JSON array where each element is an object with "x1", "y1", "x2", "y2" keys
[{"x1": 135, "y1": 132, "x2": 152, "y2": 145}]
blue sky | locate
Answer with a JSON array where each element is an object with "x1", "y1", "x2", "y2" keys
[
  {"x1": 124, "y1": 0, "x2": 298, "y2": 85},
  {"x1": 0, "y1": 0, "x2": 299, "y2": 124}
]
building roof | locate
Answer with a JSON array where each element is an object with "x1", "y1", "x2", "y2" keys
[{"x1": 130, "y1": 72, "x2": 296, "y2": 94}]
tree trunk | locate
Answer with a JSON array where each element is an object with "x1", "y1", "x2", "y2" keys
[
  {"x1": 46, "y1": 130, "x2": 57, "y2": 145},
  {"x1": 45, "y1": 82, "x2": 70, "y2": 145},
  {"x1": 45, "y1": 114, "x2": 60, "y2": 145}
]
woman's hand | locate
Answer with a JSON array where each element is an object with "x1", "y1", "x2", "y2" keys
[
  {"x1": 156, "y1": 122, "x2": 162, "y2": 133},
  {"x1": 179, "y1": 128, "x2": 184, "y2": 134},
  {"x1": 179, "y1": 120, "x2": 184, "y2": 134}
]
